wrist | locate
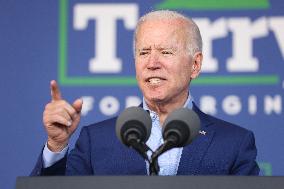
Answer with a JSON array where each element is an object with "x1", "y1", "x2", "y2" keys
[{"x1": 47, "y1": 139, "x2": 68, "y2": 152}]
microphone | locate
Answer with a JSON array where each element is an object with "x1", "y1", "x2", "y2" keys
[
  {"x1": 116, "y1": 107, "x2": 152, "y2": 160},
  {"x1": 162, "y1": 108, "x2": 201, "y2": 148},
  {"x1": 150, "y1": 108, "x2": 201, "y2": 175}
]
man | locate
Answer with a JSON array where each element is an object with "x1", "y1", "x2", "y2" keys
[{"x1": 31, "y1": 10, "x2": 259, "y2": 176}]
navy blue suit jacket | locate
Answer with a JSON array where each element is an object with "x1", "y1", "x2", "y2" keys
[{"x1": 31, "y1": 103, "x2": 259, "y2": 175}]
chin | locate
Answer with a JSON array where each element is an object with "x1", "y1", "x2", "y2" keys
[
  {"x1": 141, "y1": 84, "x2": 168, "y2": 101},
  {"x1": 145, "y1": 92, "x2": 167, "y2": 104}
]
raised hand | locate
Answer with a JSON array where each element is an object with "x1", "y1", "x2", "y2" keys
[{"x1": 43, "y1": 80, "x2": 83, "y2": 152}]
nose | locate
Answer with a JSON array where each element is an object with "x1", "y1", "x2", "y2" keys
[{"x1": 147, "y1": 52, "x2": 161, "y2": 70}]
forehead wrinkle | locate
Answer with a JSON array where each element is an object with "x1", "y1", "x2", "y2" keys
[
  {"x1": 137, "y1": 44, "x2": 178, "y2": 52},
  {"x1": 138, "y1": 34, "x2": 181, "y2": 49},
  {"x1": 155, "y1": 44, "x2": 178, "y2": 51},
  {"x1": 136, "y1": 20, "x2": 188, "y2": 51}
]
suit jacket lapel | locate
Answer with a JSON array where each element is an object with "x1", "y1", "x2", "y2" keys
[{"x1": 177, "y1": 103, "x2": 215, "y2": 175}]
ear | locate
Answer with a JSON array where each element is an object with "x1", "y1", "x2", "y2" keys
[{"x1": 190, "y1": 52, "x2": 203, "y2": 79}]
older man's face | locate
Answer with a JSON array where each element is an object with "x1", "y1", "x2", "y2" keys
[{"x1": 135, "y1": 19, "x2": 200, "y2": 105}]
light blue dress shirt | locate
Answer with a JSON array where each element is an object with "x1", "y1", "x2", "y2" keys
[{"x1": 143, "y1": 95, "x2": 193, "y2": 175}]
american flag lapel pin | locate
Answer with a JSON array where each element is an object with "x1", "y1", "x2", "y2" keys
[{"x1": 199, "y1": 130, "x2": 206, "y2": 135}]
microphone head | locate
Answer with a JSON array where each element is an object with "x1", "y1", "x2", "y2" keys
[
  {"x1": 116, "y1": 107, "x2": 152, "y2": 147},
  {"x1": 162, "y1": 108, "x2": 201, "y2": 147}
]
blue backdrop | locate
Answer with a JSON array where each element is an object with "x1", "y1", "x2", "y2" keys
[{"x1": 0, "y1": 0, "x2": 283, "y2": 188}]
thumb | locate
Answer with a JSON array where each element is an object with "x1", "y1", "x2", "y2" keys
[{"x1": 72, "y1": 98, "x2": 83, "y2": 113}]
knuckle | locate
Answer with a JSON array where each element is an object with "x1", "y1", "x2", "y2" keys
[
  {"x1": 44, "y1": 115, "x2": 54, "y2": 124},
  {"x1": 57, "y1": 107, "x2": 65, "y2": 114},
  {"x1": 70, "y1": 109, "x2": 76, "y2": 117},
  {"x1": 42, "y1": 116, "x2": 47, "y2": 124},
  {"x1": 59, "y1": 100, "x2": 68, "y2": 106},
  {"x1": 45, "y1": 103, "x2": 52, "y2": 110}
]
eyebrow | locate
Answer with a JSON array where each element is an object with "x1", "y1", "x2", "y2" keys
[
  {"x1": 138, "y1": 47, "x2": 151, "y2": 51},
  {"x1": 137, "y1": 46, "x2": 177, "y2": 51}
]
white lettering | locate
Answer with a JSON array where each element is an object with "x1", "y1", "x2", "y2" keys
[
  {"x1": 74, "y1": 4, "x2": 138, "y2": 73},
  {"x1": 125, "y1": 96, "x2": 142, "y2": 108},
  {"x1": 248, "y1": 95, "x2": 257, "y2": 115},
  {"x1": 81, "y1": 96, "x2": 94, "y2": 116},
  {"x1": 75, "y1": 94, "x2": 283, "y2": 117},
  {"x1": 195, "y1": 18, "x2": 228, "y2": 72},
  {"x1": 227, "y1": 17, "x2": 268, "y2": 72},
  {"x1": 199, "y1": 95, "x2": 217, "y2": 115},
  {"x1": 269, "y1": 17, "x2": 284, "y2": 59},
  {"x1": 222, "y1": 95, "x2": 242, "y2": 115},
  {"x1": 264, "y1": 95, "x2": 282, "y2": 114},
  {"x1": 99, "y1": 96, "x2": 120, "y2": 116}
]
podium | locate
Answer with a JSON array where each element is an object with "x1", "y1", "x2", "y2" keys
[{"x1": 16, "y1": 176, "x2": 284, "y2": 189}]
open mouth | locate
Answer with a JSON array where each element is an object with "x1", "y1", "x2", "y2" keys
[{"x1": 146, "y1": 77, "x2": 166, "y2": 85}]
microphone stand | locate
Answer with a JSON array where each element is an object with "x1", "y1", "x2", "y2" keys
[
  {"x1": 123, "y1": 128, "x2": 159, "y2": 175},
  {"x1": 149, "y1": 135, "x2": 178, "y2": 175},
  {"x1": 130, "y1": 140, "x2": 160, "y2": 175},
  {"x1": 127, "y1": 133, "x2": 150, "y2": 161},
  {"x1": 124, "y1": 129, "x2": 179, "y2": 176},
  {"x1": 149, "y1": 158, "x2": 159, "y2": 175},
  {"x1": 128, "y1": 134, "x2": 160, "y2": 175}
]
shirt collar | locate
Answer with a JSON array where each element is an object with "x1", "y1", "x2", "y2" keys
[{"x1": 142, "y1": 92, "x2": 193, "y2": 119}]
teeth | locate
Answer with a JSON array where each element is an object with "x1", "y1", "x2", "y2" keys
[{"x1": 149, "y1": 78, "x2": 161, "y2": 84}]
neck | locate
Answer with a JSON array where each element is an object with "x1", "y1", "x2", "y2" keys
[{"x1": 145, "y1": 92, "x2": 189, "y2": 125}]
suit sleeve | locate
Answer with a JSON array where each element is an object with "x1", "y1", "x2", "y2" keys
[
  {"x1": 30, "y1": 126, "x2": 93, "y2": 176},
  {"x1": 30, "y1": 127, "x2": 93, "y2": 176},
  {"x1": 30, "y1": 148, "x2": 67, "y2": 176},
  {"x1": 230, "y1": 131, "x2": 260, "y2": 175},
  {"x1": 65, "y1": 126, "x2": 93, "y2": 175}
]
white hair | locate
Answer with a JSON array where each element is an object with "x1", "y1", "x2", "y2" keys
[{"x1": 133, "y1": 10, "x2": 202, "y2": 57}]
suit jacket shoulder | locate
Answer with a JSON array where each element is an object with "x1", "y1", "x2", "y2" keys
[{"x1": 177, "y1": 103, "x2": 259, "y2": 175}]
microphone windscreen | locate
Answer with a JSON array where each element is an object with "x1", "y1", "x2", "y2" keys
[
  {"x1": 116, "y1": 107, "x2": 152, "y2": 146},
  {"x1": 162, "y1": 108, "x2": 201, "y2": 147}
]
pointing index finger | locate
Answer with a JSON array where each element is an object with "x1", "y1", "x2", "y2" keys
[{"x1": 50, "y1": 80, "x2": 62, "y2": 101}]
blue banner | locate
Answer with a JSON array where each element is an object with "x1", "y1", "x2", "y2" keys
[{"x1": 0, "y1": 0, "x2": 283, "y2": 188}]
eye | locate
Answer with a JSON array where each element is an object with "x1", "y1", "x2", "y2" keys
[
  {"x1": 139, "y1": 51, "x2": 149, "y2": 56},
  {"x1": 162, "y1": 50, "x2": 173, "y2": 55}
]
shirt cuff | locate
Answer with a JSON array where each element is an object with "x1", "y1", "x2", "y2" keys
[{"x1": 42, "y1": 142, "x2": 68, "y2": 168}]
